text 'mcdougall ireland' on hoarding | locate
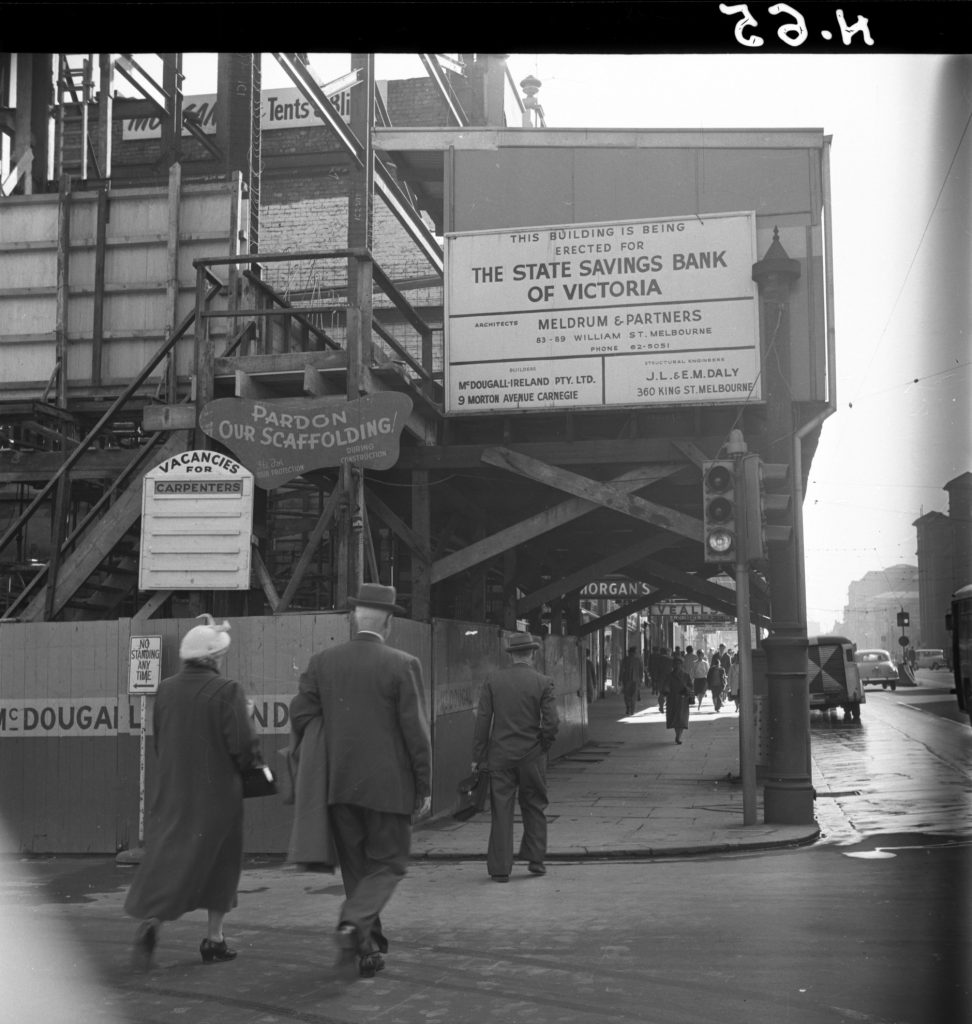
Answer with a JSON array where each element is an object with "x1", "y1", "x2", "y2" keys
[{"x1": 445, "y1": 212, "x2": 761, "y2": 415}]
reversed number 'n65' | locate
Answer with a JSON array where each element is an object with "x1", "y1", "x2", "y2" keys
[{"x1": 718, "y1": 3, "x2": 874, "y2": 48}]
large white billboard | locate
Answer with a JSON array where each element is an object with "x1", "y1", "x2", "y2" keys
[{"x1": 444, "y1": 212, "x2": 761, "y2": 415}]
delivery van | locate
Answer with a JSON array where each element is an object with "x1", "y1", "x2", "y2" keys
[
  {"x1": 914, "y1": 648, "x2": 946, "y2": 670},
  {"x1": 807, "y1": 635, "x2": 864, "y2": 720}
]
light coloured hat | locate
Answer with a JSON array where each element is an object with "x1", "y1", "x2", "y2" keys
[
  {"x1": 506, "y1": 632, "x2": 541, "y2": 652},
  {"x1": 179, "y1": 613, "x2": 231, "y2": 660}
]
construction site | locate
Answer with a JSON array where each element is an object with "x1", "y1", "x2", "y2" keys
[{"x1": 0, "y1": 53, "x2": 834, "y2": 852}]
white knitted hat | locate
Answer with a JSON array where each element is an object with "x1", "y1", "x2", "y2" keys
[{"x1": 179, "y1": 614, "x2": 231, "y2": 661}]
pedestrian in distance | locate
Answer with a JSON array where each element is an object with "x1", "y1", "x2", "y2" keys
[
  {"x1": 663, "y1": 654, "x2": 695, "y2": 744},
  {"x1": 707, "y1": 657, "x2": 727, "y2": 712},
  {"x1": 691, "y1": 648, "x2": 710, "y2": 710},
  {"x1": 647, "y1": 646, "x2": 660, "y2": 696},
  {"x1": 715, "y1": 643, "x2": 732, "y2": 674},
  {"x1": 619, "y1": 644, "x2": 645, "y2": 716},
  {"x1": 727, "y1": 652, "x2": 741, "y2": 711},
  {"x1": 290, "y1": 583, "x2": 432, "y2": 980},
  {"x1": 652, "y1": 646, "x2": 674, "y2": 713},
  {"x1": 125, "y1": 615, "x2": 259, "y2": 970},
  {"x1": 471, "y1": 632, "x2": 560, "y2": 882},
  {"x1": 585, "y1": 650, "x2": 597, "y2": 703}
]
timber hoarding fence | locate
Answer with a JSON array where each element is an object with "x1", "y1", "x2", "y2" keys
[{"x1": 0, "y1": 615, "x2": 585, "y2": 854}]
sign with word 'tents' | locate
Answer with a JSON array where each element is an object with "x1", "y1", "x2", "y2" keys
[
  {"x1": 139, "y1": 450, "x2": 254, "y2": 590},
  {"x1": 121, "y1": 84, "x2": 352, "y2": 140},
  {"x1": 445, "y1": 212, "x2": 760, "y2": 415},
  {"x1": 128, "y1": 635, "x2": 162, "y2": 695},
  {"x1": 199, "y1": 393, "x2": 413, "y2": 489}
]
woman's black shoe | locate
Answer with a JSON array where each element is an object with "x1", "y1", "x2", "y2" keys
[
  {"x1": 200, "y1": 938, "x2": 238, "y2": 963},
  {"x1": 132, "y1": 918, "x2": 159, "y2": 971}
]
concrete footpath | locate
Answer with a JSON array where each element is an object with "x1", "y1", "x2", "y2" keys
[
  {"x1": 3, "y1": 690, "x2": 821, "y2": 1024},
  {"x1": 414, "y1": 689, "x2": 818, "y2": 861}
]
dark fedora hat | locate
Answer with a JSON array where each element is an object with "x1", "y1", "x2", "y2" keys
[
  {"x1": 348, "y1": 583, "x2": 405, "y2": 614},
  {"x1": 506, "y1": 631, "x2": 541, "y2": 652}
]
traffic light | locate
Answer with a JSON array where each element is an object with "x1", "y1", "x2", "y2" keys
[
  {"x1": 761, "y1": 461, "x2": 792, "y2": 548},
  {"x1": 702, "y1": 460, "x2": 737, "y2": 563},
  {"x1": 741, "y1": 456, "x2": 791, "y2": 562},
  {"x1": 897, "y1": 610, "x2": 910, "y2": 628},
  {"x1": 740, "y1": 454, "x2": 765, "y2": 561}
]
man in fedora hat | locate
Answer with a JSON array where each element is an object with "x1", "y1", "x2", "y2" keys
[
  {"x1": 471, "y1": 632, "x2": 559, "y2": 882},
  {"x1": 290, "y1": 583, "x2": 431, "y2": 978}
]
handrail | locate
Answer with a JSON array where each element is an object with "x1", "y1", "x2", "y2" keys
[
  {"x1": 195, "y1": 246, "x2": 443, "y2": 396},
  {"x1": 371, "y1": 320, "x2": 437, "y2": 388},
  {"x1": 1, "y1": 430, "x2": 173, "y2": 618},
  {"x1": 240, "y1": 269, "x2": 340, "y2": 350},
  {"x1": 0, "y1": 277, "x2": 222, "y2": 559}
]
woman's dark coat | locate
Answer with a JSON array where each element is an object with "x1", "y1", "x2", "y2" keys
[
  {"x1": 124, "y1": 664, "x2": 258, "y2": 921},
  {"x1": 663, "y1": 668, "x2": 694, "y2": 731}
]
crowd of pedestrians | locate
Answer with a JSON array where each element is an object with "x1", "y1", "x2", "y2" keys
[{"x1": 124, "y1": 606, "x2": 736, "y2": 982}]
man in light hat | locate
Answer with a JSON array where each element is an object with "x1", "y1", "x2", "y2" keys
[
  {"x1": 290, "y1": 583, "x2": 431, "y2": 979},
  {"x1": 471, "y1": 632, "x2": 560, "y2": 882}
]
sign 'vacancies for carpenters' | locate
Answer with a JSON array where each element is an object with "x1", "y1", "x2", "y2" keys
[
  {"x1": 445, "y1": 212, "x2": 760, "y2": 415},
  {"x1": 139, "y1": 450, "x2": 254, "y2": 591}
]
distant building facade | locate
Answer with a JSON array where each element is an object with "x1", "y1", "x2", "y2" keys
[
  {"x1": 837, "y1": 564, "x2": 919, "y2": 653},
  {"x1": 914, "y1": 472, "x2": 972, "y2": 653}
]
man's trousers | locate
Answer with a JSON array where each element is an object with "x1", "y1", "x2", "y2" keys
[
  {"x1": 329, "y1": 804, "x2": 411, "y2": 954},
  {"x1": 486, "y1": 756, "x2": 549, "y2": 876}
]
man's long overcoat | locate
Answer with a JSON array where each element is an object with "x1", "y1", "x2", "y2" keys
[{"x1": 290, "y1": 633, "x2": 432, "y2": 815}]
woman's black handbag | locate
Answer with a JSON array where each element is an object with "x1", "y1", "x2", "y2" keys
[{"x1": 242, "y1": 761, "x2": 278, "y2": 799}]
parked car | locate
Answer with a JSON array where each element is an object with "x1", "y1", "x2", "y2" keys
[
  {"x1": 914, "y1": 648, "x2": 946, "y2": 670},
  {"x1": 855, "y1": 648, "x2": 899, "y2": 689}
]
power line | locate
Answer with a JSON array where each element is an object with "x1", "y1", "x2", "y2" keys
[{"x1": 848, "y1": 98, "x2": 972, "y2": 406}]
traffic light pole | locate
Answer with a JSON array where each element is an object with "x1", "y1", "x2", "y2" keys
[{"x1": 732, "y1": 448, "x2": 758, "y2": 826}]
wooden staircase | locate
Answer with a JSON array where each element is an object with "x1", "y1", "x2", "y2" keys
[{"x1": 16, "y1": 431, "x2": 191, "y2": 622}]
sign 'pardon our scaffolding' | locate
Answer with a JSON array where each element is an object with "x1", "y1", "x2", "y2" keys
[{"x1": 444, "y1": 212, "x2": 761, "y2": 416}]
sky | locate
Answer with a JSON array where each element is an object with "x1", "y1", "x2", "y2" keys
[{"x1": 166, "y1": 50, "x2": 970, "y2": 632}]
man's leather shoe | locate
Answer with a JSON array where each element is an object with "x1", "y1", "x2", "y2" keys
[
  {"x1": 527, "y1": 862, "x2": 546, "y2": 875},
  {"x1": 491, "y1": 874, "x2": 509, "y2": 882},
  {"x1": 333, "y1": 923, "x2": 358, "y2": 967},
  {"x1": 359, "y1": 952, "x2": 385, "y2": 978}
]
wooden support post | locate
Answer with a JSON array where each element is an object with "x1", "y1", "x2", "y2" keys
[
  {"x1": 502, "y1": 549, "x2": 517, "y2": 631},
  {"x1": 165, "y1": 161, "x2": 182, "y2": 400},
  {"x1": 411, "y1": 470, "x2": 431, "y2": 620},
  {"x1": 97, "y1": 54, "x2": 113, "y2": 180},
  {"x1": 193, "y1": 264, "x2": 212, "y2": 449},
  {"x1": 227, "y1": 170, "x2": 243, "y2": 347},
  {"x1": 91, "y1": 184, "x2": 108, "y2": 385},
  {"x1": 45, "y1": 176, "x2": 71, "y2": 622},
  {"x1": 276, "y1": 482, "x2": 343, "y2": 614},
  {"x1": 339, "y1": 52, "x2": 375, "y2": 605},
  {"x1": 80, "y1": 55, "x2": 92, "y2": 180},
  {"x1": 250, "y1": 547, "x2": 280, "y2": 611},
  {"x1": 361, "y1": 498, "x2": 380, "y2": 584},
  {"x1": 160, "y1": 53, "x2": 183, "y2": 168},
  {"x1": 55, "y1": 173, "x2": 71, "y2": 408}
]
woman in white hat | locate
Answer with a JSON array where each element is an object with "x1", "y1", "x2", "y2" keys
[{"x1": 124, "y1": 614, "x2": 259, "y2": 968}]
